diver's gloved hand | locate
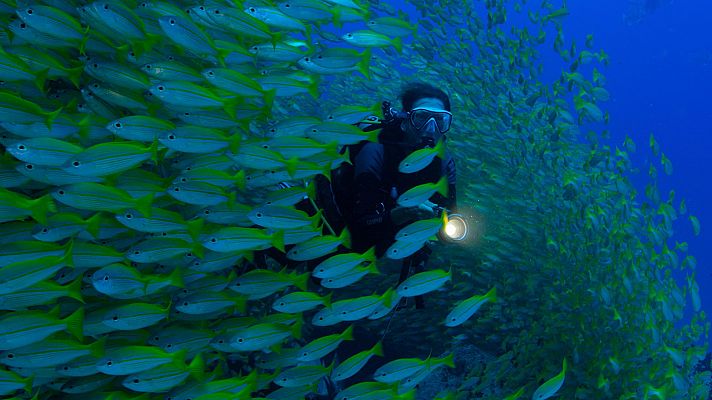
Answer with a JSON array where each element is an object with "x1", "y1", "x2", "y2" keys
[{"x1": 390, "y1": 201, "x2": 437, "y2": 225}]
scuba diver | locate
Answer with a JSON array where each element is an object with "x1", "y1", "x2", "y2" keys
[
  {"x1": 338, "y1": 82, "x2": 457, "y2": 309},
  {"x1": 248, "y1": 83, "x2": 462, "y2": 399}
]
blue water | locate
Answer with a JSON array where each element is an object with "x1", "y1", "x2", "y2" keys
[
  {"x1": 556, "y1": 0, "x2": 712, "y2": 344},
  {"x1": 389, "y1": 0, "x2": 712, "y2": 345}
]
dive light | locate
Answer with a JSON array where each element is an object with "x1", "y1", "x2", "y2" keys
[{"x1": 434, "y1": 206, "x2": 469, "y2": 242}]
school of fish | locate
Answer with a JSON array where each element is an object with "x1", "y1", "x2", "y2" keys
[{"x1": 0, "y1": 0, "x2": 708, "y2": 399}]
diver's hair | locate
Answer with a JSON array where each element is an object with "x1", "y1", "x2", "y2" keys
[{"x1": 400, "y1": 82, "x2": 451, "y2": 112}]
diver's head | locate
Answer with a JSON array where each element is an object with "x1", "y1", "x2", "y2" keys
[{"x1": 398, "y1": 83, "x2": 452, "y2": 148}]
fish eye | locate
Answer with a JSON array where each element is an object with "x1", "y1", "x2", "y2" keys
[
  {"x1": 168, "y1": 134, "x2": 175, "y2": 139},
  {"x1": 17, "y1": 144, "x2": 26, "y2": 150},
  {"x1": 154, "y1": 336, "x2": 159, "y2": 341},
  {"x1": 58, "y1": 190, "x2": 65, "y2": 195},
  {"x1": 114, "y1": 122, "x2": 122, "y2": 128},
  {"x1": 62, "y1": 366, "x2": 69, "y2": 370},
  {"x1": 279, "y1": 302, "x2": 285, "y2": 306},
  {"x1": 72, "y1": 161, "x2": 80, "y2": 167},
  {"x1": 112, "y1": 316, "x2": 118, "y2": 321},
  {"x1": 166, "y1": 344, "x2": 172, "y2": 348},
  {"x1": 169, "y1": 18, "x2": 176, "y2": 25},
  {"x1": 249, "y1": 7, "x2": 256, "y2": 12},
  {"x1": 19, "y1": 23, "x2": 26, "y2": 28},
  {"x1": 92, "y1": 83, "x2": 99, "y2": 88},
  {"x1": 41, "y1": 228, "x2": 48, "y2": 233},
  {"x1": 92, "y1": 63, "x2": 98, "y2": 68},
  {"x1": 103, "y1": 275, "x2": 109, "y2": 281},
  {"x1": 26, "y1": 9, "x2": 32, "y2": 14},
  {"x1": 180, "y1": 178, "x2": 187, "y2": 182},
  {"x1": 144, "y1": 64, "x2": 151, "y2": 69},
  {"x1": 210, "y1": 238, "x2": 217, "y2": 243},
  {"x1": 103, "y1": 4, "x2": 109, "y2": 10},
  {"x1": 255, "y1": 212, "x2": 262, "y2": 218},
  {"x1": 133, "y1": 379, "x2": 139, "y2": 383},
  {"x1": 237, "y1": 338, "x2": 243, "y2": 343},
  {"x1": 106, "y1": 361, "x2": 112, "y2": 366},
  {"x1": 284, "y1": 3, "x2": 290, "y2": 7},
  {"x1": 125, "y1": 213, "x2": 132, "y2": 218},
  {"x1": 158, "y1": 86, "x2": 164, "y2": 91},
  {"x1": 7, "y1": 353, "x2": 14, "y2": 359},
  {"x1": 203, "y1": 210, "x2": 210, "y2": 215},
  {"x1": 173, "y1": 187, "x2": 180, "y2": 192},
  {"x1": 199, "y1": 6, "x2": 205, "y2": 10}
]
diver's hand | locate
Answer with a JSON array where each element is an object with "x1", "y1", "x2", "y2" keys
[{"x1": 391, "y1": 201, "x2": 436, "y2": 225}]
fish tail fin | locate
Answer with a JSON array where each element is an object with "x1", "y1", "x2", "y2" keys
[
  {"x1": 45, "y1": 106, "x2": 63, "y2": 130},
  {"x1": 262, "y1": 88, "x2": 276, "y2": 114},
  {"x1": 284, "y1": 157, "x2": 299, "y2": 178},
  {"x1": 342, "y1": 324, "x2": 354, "y2": 341},
  {"x1": 486, "y1": 286, "x2": 497, "y2": 302},
  {"x1": 135, "y1": 194, "x2": 154, "y2": 218},
  {"x1": 65, "y1": 275, "x2": 85, "y2": 303},
  {"x1": 339, "y1": 227, "x2": 351, "y2": 249},
  {"x1": 308, "y1": 80, "x2": 320, "y2": 99},
  {"x1": 291, "y1": 316, "x2": 304, "y2": 339},
  {"x1": 30, "y1": 194, "x2": 56, "y2": 225},
  {"x1": 436, "y1": 176, "x2": 449, "y2": 197},
  {"x1": 392, "y1": 36, "x2": 403, "y2": 53},
  {"x1": 372, "y1": 341, "x2": 384, "y2": 357},
  {"x1": 167, "y1": 265, "x2": 185, "y2": 289},
  {"x1": 322, "y1": 292, "x2": 333, "y2": 307},
  {"x1": 61, "y1": 239, "x2": 75, "y2": 268},
  {"x1": 187, "y1": 218, "x2": 204, "y2": 243},
  {"x1": 148, "y1": 139, "x2": 160, "y2": 164},
  {"x1": 442, "y1": 353, "x2": 455, "y2": 368},
  {"x1": 233, "y1": 169, "x2": 246, "y2": 190},
  {"x1": 66, "y1": 66, "x2": 84, "y2": 88},
  {"x1": 64, "y1": 306, "x2": 85, "y2": 341},
  {"x1": 271, "y1": 229, "x2": 285, "y2": 253},
  {"x1": 88, "y1": 336, "x2": 106, "y2": 358},
  {"x1": 435, "y1": 139, "x2": 446, "y2": 159},
  {"x1": 187, "y1": 353, "x2": 205, "y2": 381},
  {"x1": 367, "y1": 261, "x2": 380, "y2": 275},
  {"x1": 34, "y1": 68, "x2": 49, "y2": 94},
  {"x1": 85, "y1": 212, "x2": 102, "y2": 239},
  {"x1": 234, "y1": 295, "x2": 247, "y2": 314},
  {"x1": 357, "y1": 52, "x2": 371, "y2": 79},
  {"x1": 294, "y1": 271, "x2": 309, "y2": 291}
]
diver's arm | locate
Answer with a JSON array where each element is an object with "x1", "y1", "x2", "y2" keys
[{"x1": 352, "y1": 143, "x2": 389, "y2": 227}]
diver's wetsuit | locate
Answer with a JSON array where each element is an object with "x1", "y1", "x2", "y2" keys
[{"x1": 349, "y1": 141, "x2": 457, "y2": 257}]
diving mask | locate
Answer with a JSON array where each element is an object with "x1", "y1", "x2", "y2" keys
[{"x1": 409, "y1": 108, "x2": 452, "y2": 134}]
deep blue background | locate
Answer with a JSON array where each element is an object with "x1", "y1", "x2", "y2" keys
[
  {"x1": 557, "y1": 0, "x2": 711, "y2": 343},
  {"x1": 394, "y1": 0, "x2": 712, "y2": 340},
  {"x1": 381, "y1": 0, "x2": 710, "y2": 343}
]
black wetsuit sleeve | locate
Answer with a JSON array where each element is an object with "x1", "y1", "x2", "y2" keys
[
  {"x1": 436, "y1": 153, "x2": 457, "y2": 211},
  {"x1": 350, "y1": 142, "x2": 395, "y2": 255},
  {"x1": 352, "y1": 142, "x2": 388, "y2": 226}
]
